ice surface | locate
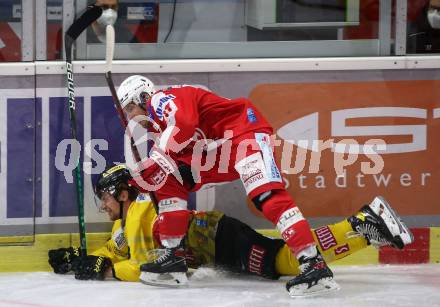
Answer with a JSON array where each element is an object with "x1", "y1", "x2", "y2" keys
[{"x1": 0, "y1": 265, "x2": 439, "y2": 307}]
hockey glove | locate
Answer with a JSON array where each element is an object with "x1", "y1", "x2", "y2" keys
[
  {"x1": 74, "y1": 255, "x2": 112, "y2": 280},
  {"x1": 130, "y1": 147, "x2": 181, "y2": 192},
  {"x1": 48, "y1": 247, "x2": 82, "y2": 274}
]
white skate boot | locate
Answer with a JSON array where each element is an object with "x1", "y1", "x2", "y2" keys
[{"x1": 348, "y1": 196, "x2": 414, "y2": 249}]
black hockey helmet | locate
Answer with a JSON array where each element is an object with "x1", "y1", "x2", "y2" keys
[{"x1": 94, "y1": 164, "x2": 132, "y2": 200}]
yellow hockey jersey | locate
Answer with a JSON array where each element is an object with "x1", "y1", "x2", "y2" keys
[
  {"x1": 91, "y1": 194, "x2": 158, "y2": 281},
  {"x1": 90, "y1": 195, "x2": 367, "y2": 281}
]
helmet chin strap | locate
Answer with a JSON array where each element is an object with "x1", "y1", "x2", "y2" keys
[
  {"x1": 113, "y1": 190, "x2": 125, "y2": 221},
  {"x1": 119, "y1": 200, "x2": 124, "y2": 220}
]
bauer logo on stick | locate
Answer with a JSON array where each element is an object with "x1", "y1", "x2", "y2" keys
[{"x1": 66, "y1": 63, "x2": 75, "y2": 110}]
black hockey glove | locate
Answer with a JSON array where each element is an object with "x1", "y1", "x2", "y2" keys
[
  {"x1": 48, "y1": 247, "x2": 82, "y2": 274},
  {"x1": 74, "y1": 255, "x2": 112, "y2": 280}
]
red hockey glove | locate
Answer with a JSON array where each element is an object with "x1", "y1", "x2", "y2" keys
[{"x1": 129, "y1": 147, "x2": 181, "y2": 192}]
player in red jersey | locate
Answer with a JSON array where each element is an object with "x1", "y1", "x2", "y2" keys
[{"x1": 117, "y1": 75, "x2": 337, "y2": 296}]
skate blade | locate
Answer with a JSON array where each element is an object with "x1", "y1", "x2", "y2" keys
[
  {"x1": 140, "y1": 272, "x2": 188, "y2": 288},
  {"x1": 374, "y1": 196, "x2": 414, "y2": 247},
  {"x1": 288, "y1": 277, "x2": 340, "y2": 298}
]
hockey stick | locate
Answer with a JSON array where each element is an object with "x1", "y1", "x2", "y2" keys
[
  {"x1": 104, "y1": 25, "x2": 128, "y2": 128},
  {"x1": 104, "y1": 25, "x2": 139, "y2": 161},
  {"x1": 104, "y1": 25, "x2": 159, "y2": 207},
  {"x1": 64, "y1": 5, "x2": 102, "y2": 255}
]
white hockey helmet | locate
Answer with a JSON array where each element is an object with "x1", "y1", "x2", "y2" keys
[{"x1": 117, "y1": 75, "x2": 155, "y2": 109}]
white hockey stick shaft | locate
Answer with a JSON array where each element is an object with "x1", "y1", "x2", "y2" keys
[{"x1": 105, "y1": 25, "x2": 115, "y2": 74}]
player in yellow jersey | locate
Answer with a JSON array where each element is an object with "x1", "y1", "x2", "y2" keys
[{"x1": 48, "y1": 165, "x2": 413, "y2": 285}]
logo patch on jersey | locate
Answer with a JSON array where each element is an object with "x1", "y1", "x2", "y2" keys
[
  {"x1": 255, "y1": 133, "x2": 282, "y2": 183},
  {"x1": 247, "y1": 108, "x2": 257, "y2": 123},
  {"x1": 235, "y1": 152, "x2": 270, "y2": 194},
  {"x1": 248, "y1": 245, "x2": 266, "y2": 275},
  {"x1": 334, "y1": 243, "x2": 350, "y2": 255},
  {"x1": 112, "y1": 227, "x2": 128, "y2": 251},
  {"x1": 152, "y1": 93, "x2": 176, "y2": 120},
  {"x1": 136, "y1": 193, "x2": 151, "y2": 203},
  {"x1": 195, "y1": 218, "x2": 208, "y2": 228},
  {"x1": 314, "y1": 226, "x2": 337, "y2": 251}
]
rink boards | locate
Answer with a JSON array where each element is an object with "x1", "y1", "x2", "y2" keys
[
  {"x1": 0, "y1": 227, "x2": 438, "y2": 272},
  {"x1": 0, "y1": 60, "x2": 439, "y2": 248}
]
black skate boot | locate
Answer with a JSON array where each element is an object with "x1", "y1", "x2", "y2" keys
[
  {"x1": 348, "y1": 196, "x2": 414, "y2": 249},
  {"x1": 286, "y1": 252, "x2": 339, "y2": 297},
  {"x1": 140, "y1": 248, "x2": 188, "y2": 287}
]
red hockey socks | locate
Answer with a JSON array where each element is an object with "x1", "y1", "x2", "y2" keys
[
  {"x1": 157, "y1": 198, "x2": 191, "y2": 248},
  {"x1": 260, "y1": 190, "x2": 316, "y2": 257}
]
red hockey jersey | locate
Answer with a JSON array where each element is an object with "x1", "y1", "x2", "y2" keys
[{"x1": 146, "y1": 85, "x2": 272, "y2": 157}]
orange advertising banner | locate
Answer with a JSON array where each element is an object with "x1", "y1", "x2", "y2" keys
[{"x1": 249, "y1": 80, "x2": 440, "y2": 217}]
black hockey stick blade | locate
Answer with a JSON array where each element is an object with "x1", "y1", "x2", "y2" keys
[
  {"x1": 65, "y1": 5, "x2": 102, "y2": 62},
  {"x1": 66, "y1": 5, "x2": 102, "y2": 41}
]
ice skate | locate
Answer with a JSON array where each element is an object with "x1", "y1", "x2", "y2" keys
[
  {"x1": 286, "y1": 252, "x2": 339, "y2": 298},
  {"x1": 348, "y1": 196, "x2": 414, "y2": 249},
  {"x1": 140, "y1": 248, "x2": 188, "y2": 287}
]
